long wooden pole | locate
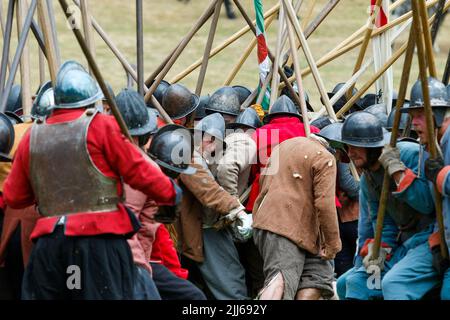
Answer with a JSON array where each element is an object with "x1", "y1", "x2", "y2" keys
[
  {"x1": 283, "y1": 0, "x2": 337, "y2": 121},
  {"x1": 417, "y1": 0, "x2": 437, "y2": 78},
  {"x1": 136, "y1": 0, "x2": 144, "y2": 95},
  {"x1": 346, "y1": 0, "x2": 382, "y2": 100},
  {"x1": 81, "y1": 0, "x2": 95, "y2": 75},
  {"x1": 232, "y1": 0, "x2": 306, "y2": 115},
  {"x1": 58, "y1": 0, "x2": 133, "y2": 142},
  {"x1": 335, "y1": 5, "x2": 442, "y2": 118},
  {"x1": 196, "y1": 0, "x2": 222, "y2": 96},
  {"x1": 269, "y1": 3, "x2": 286, "y2": 107},
  {"x1": 412, "y1": 0, "x2": 448, "y2": 259},
  {"x1": 37, "y1": 0, "x2": 58, "y2": 85},
  {"x1": 46, "y1": 0, "x2": 61, "y2": 66},
  {"x1": 284, "y1": 2, "x2": 310, "y2": 137},
  {"x1": 171, "y1": 3, "x2": 281, "y2": 84},
  {"x1": 371, "y1": 26, "x2": 416, "y2": 260},
  {"x1": 17, "y1": 0, "x2": 32, "y2": 116},
  {"x1": 0, "y1": 0, "x2": 15, "y2": 98},
  {"x1": 278, "y1": 0, "x2": 441, "y2": 91},
  {"x1": 143, "y1": 1, "x2": 217, "y2": 104},
  {"x1": 0, "y1": 0, "x2": 37, "y2": 113},
  {"x1": 39, "y1": 46, "x2": 46, "y2": 86},
  {"x1": 430, "y1": 0, "x2": 446, "y2": 44},
  {"x1": 0, "y1": 0, "x2": 12, "y2": 72}
]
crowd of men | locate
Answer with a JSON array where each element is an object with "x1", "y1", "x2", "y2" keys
[{"x1": 0, "y1": 59, "x2": 449, "y2": 300}]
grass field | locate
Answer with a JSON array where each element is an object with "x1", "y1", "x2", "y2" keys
[{"x1": 1, "y1": 0, "x2": 449, "y2": 111}]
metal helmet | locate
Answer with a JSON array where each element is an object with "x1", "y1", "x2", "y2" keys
[
  {"x1": 147, "y1": 80, "x2": 170, "y2": 108},
  {"x1": 311, "y1": 116, "x2": 333, "y2": 130},
  {"x1": 409, "y1": 77, "x2": 450, "y2": 108},
  {"x1": 281, "y1": 83, "x2": 314, "y2": 112},
  {"x1": 54, "y1": 60, "x2": 103, "y2": 109},
  {"x1": 341, "y1": 111, "x2": 390, "y2": 148},
  {"x1": 31, "y1": 81, "x2": 54, "y2": 119},
  {"x1": 326, "y1": 82, "x2": 363, "y2": 114},
  {"x1": 146, "y1": 108, "x2": 159, "y2": 135},
  {"x1": 359, "y1": 93, "x2": 380, "y2": 110},
  {"x1": 0, "y1": 113, "x2": 14, "y2": 162},
  {"x1": 206, "y1": 87, "x2": 241, "y2": 117},
  {"x1": 364, "y1": 103, "x2": 388, "y2": 128},
  {"x1": 386, "y1": 104, "x2": 411, "y2": 131},
  {"x1": 115, "y1": 88, "x2": 156, "y2": 136},
  {"x1": 232, "y1": 85, "x2": 252, "y2": 105},
  {"x1": 317, "y1": 122, "x2": 344, "y2": 145},
  {"x1": 227, "y1": 108, "x2": 262, "y2": 130},
  {"x1": 404, "y1": 77, "x2": 450, "y2": 127},
  {"x1": 162, "y1": 84, "x2": 199, "y2": 120},
  {"x1": 5, "y1": 84, "x2": 22, "y2": 113},
  {"x1": 195, "y1": 95, "x2": 210, "y2": 120},
  {"x1": 4, "y1": 111, "x2": 23, "y2": 125},
  {"x1": 263, "y1": 95, "x2": 302, "y2": 124},
  {"x1": 194, "y1": 112, "x2": 225, "y2": 142},
  {"x1": 148, "y1": 124, "x2": 196, "y2": 176}
]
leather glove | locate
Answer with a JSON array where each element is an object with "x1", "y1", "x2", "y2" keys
[
  {"x1": 362, "y1": 242, "x2": 392, "y2": 272},
  {"x1": 379, "y1": 145, "x2": 406, "y2": 177},
  {"x1": 431, "y1": 246, "x2": 450, "y2": 276},
  {"x1": 425, "y1": 156, "x2": 445, "y2": 184}
]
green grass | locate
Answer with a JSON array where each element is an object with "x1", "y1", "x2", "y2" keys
[{"x1": 1, "y1": 0, "x2": 449, "y2": 111}]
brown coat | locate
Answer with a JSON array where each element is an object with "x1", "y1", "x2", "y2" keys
[
  {"x1": 176, "y1": 163, "x2": 241, "y2": 263},
  {"x1": 252, "y1": 137, "x2": 342, "y2": 259}
]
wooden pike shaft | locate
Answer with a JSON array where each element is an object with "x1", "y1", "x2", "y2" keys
[
  {"x1": 417, "y1": 0, "x2": 437, "y2": 78},
  {"x1": 412, "y1": 0, "x2": 448, "y2": 259},
  {"x1": 144, "y1": 0, "x2": 217, "y2": 103},
  {"x1": 171, "y1": 3, "x2": 281, "y2": 84},
  {"x1": 335, "y1": 3, "x2": 444, "y2": 118},
  {"x1": 17, "y1": 0, "x2": 32, "y2": 116},
  {"x1": 0, "y1": 0, "x2": 12, "y2": 72},
  {"x1": 37, "y1": 0, "x2": 58, "y2": 85},
  {"x1": 195, "y1": 0, "x2": 222, "y2": 96},
  {"x1": 346, "y1": 0, "x2": 382, "y2": 99},
  {"x1": 431, "y1": 0, "x2": 446, "y2": 44},
  {"x1": 136, "y1": 0, "x2": 144, "y2": 95},
  {"x1": 0, "y1": 0, "x2": 15, "y2": 98},
  {"x1": 81, "y1": 0, "x2": 96, "y2": 75},
  {"x1": 46, "y1": 0, "x2": 61, "y2": 66},
  {"x1": 283, "y1": 0, "x2": 337, "y2": 121},
  {"x1": 58, "y1": 0, "x2": 133, "y2": 142},
  {"x1": 279, "y1": 0, "x2": 441, "y2": 91},
  {"x1": 71, "y1": 0, "x2": 173, "y2": 124},
  {"x1": 284, "y1": 1, "x2": 310, "y2": 137},
  {"x1": 0, "y1": 0, "x2": 37, "y2": 113},
  {"x1": 224, "y1": 13, "x2": 277, "y2": 87},
  {"x1": 256, "y1": 68, "x2": 274, "y2": 106},
  {"x1": 39, "y1": 46, "x2": 46, "y2": 86},
  {"x1": 372, "y1": 26, "x2": 416, "y2": 260},
  {"x1": 232, "y1": 0, "x2": 307, "y2": 114},
  {"x1": 269, "y1": 3, "x2": 286, "y2": 107}
]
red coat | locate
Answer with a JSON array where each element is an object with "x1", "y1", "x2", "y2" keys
[
  {"x1": 151, "y1": 225, "x2": 188, "y2": 280},
  {"x1": 3, "y1": 108, "x2": 176, "y2": 240},
  {"x1": 246, "y1": 117, "x2": 320, "y2": 212}
]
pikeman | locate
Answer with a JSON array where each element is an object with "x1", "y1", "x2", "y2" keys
[
  {"x1": 335, "y1": 112, "x2": 435, "y2": 300},
  {"x1": 205, "y1": 87, "x2": 241, "y2": 125},
  {"x1": 160, "y1": 84, "x2": 200, "y2": 127},
  {"x1": 381, "y1": 77, "x2": 450, "y2": 300},
  {"x1": 3, "y1": 61, "x2": 180, "y2": 300}
]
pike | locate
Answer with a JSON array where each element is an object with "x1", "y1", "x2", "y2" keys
[
  {"x1": 0, "y1": 0, "x2": 37, "y2": 113},
  {"x1": 58, "y1": 0, "x2": 133, "y2": 143},
  {"x1": 38, "y1": 0, "x2": 59, "y2": 85},
  {"x1": 16, "y1": 0, "x2": 32, "y2": 116},
  {"x1": 136, "y1": 0, "x2": 144, "y2": 95},
  {"x1": 371, "y1": 25, "x2": 416, "y2": 261},
  {"x1": 0, "y1": 0, "x2": 15, "y2": 99},
  {"x1": 0, "y1": 0, "x2": 11, "y2": 72},
  {"x1": 411, "y1": 0, "x2": 448, "y2": 259}
]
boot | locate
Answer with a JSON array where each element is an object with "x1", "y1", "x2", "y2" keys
[{"x1": 224, "y1": 0, "x2": 237, "y2": 20}]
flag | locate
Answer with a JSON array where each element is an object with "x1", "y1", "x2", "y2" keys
[
  {"x1": 254, "y1": 0, "x2": 271, "y2": 112},
  {"x1": 371, "y1": 0, "x2": 394, "y2": 113}
]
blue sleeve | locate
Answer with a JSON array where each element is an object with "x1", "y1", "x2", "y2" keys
[
  {"x1": 393, "y1": 142, "x2": 435, "y2": 215},
  {"x1": 354, "y1": 178, "x2": 373, "y2": 268},
  {"x1": 338, "y1": 162, "x2": 360, "y2": 200}
]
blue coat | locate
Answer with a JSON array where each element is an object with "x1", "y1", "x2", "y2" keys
[{"x1": 355, "y1": 141, "x2": 435, "y2": 267}]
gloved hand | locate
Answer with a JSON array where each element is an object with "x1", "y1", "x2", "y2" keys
[
  {"x1": 362, "y1": 242, "x2": 392, "y2": 272},
  {"x1": 379, "y1": 145, "x2": 406, "y2": 177},
  {"x1": 425, "y1": 156, "x2": 445, "y2": 184},
  {"x1": 431, "y1": 246, "x2": 450, "y2": 276},
  {"x1": 231, "y1": 212, "x2": 253, "y2": 242}
]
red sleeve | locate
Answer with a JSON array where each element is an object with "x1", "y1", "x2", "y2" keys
[
  {"x1": 3, "y1": 131, "x2": 36, "y2": 209},
  {"x1": 97, "y1": 116, "x2": 176, "y2": 206}
]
